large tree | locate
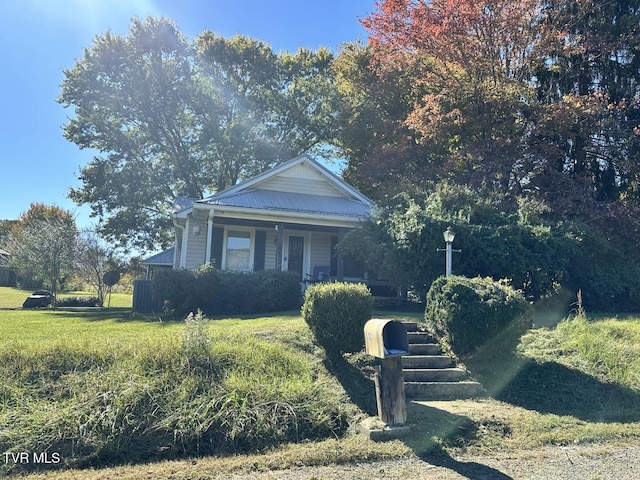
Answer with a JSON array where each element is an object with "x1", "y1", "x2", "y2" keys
[
  {"x1": 359, "y1": 0, "x2": 640, "y2": 211},
  {"x1": 8, "y1": 204, "x2": 78, "y2": 299},
  {"x1": 60, "y1": 17, "x2": 339, "y2": 251},
  {"x1": 359, "y1": 0, "x2": 544, "y2": 197}
]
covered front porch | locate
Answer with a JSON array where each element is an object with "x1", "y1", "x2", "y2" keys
[{"x1": 174, "y1": 213, "x2": 365, "y2": 284}]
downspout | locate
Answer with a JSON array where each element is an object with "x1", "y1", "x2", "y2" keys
[
  {"x1": 172, "y1": 217, "x2": 186, "y2": 269},
  {"x1": 205, "y1": 209, "x2": 215, "y2": 265}
]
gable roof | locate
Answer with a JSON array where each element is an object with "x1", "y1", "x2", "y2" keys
[
  {"x1": 202, "y1": 154, "x2": 373, "y2": 205},
  {"x1": 192, "y1": 155, "x2": 374, "y2": 220}
]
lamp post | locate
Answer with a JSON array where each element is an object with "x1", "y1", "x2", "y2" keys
[{"x1": 438, "y1": 226, "x2": 460, "y2": 277}]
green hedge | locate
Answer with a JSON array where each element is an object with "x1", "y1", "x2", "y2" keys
[
  {"x1": 301, "y1": 282, "x2": 373, "y2": 356},
  {"x1": 152, "y1": 266, "x2": 301, "y2": 315},
  {"x1": 425, "y1": 276, "x2": 533, "y2": 358}
]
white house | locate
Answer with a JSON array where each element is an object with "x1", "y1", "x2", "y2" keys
[{"x1": 170, "y1": 154, "x2": 375, "y2": 284}]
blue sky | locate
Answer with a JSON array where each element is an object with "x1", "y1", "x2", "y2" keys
[{"x1": 0, "y1": 0, "x2": 372, "y2": 228}]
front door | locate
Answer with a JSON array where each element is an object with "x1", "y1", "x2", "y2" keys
[{"x1": 287, "y1": 236, "x2": 304, "y2": 281}]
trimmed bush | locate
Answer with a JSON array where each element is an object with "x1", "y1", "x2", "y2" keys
[
  {"x1": 301, "y1": 282, "x2": 373, "y2": 356},
  {"x1": 56, "y1": 296, "x2": 101, "y2": 307},
  {"x1": 425, "y1": 275, "x2": 532, "y2": 358},
  {"x1": 151, "y1": 266, "x2": 301, "y2": 315}
]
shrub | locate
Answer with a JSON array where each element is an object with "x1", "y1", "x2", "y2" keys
[
  {"x1": 56, "y1": 296, "x2": 100, "y2": 307},
  {"x1": 301, "y1": 282, "x2": 373, "y2": 356},
  {"x1": 425, "y1": 275, "x2": 533, "y2": 358},
  {"x1": 152, "y1": 267, "x2": 301, "y2": 315}
]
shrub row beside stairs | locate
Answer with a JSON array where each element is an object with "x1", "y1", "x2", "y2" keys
[
  {"x1": 302, "y1": 282, "x2": 373, "y2": 357},
  {"x1": 425, "y1": 275, "x2": 533, "y2": 359}
]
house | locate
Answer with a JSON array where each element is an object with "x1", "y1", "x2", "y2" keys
[
  {"x1": 140, "y1": 247, "x2": 174, "y2": 279},
  {"x1": 171, "y1": 154, "x2": 375, "y2": 284}
]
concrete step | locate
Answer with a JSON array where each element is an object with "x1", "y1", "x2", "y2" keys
[
  {"x1": 401, "y1": 321, "x2": 419, "y2": 332},
  {"x1": 407, "y1": 332, "x2": 436, "y2": 344},
  {"x1": 405, "y1": 381, "x2": 484, "y2": 400},
  {"x1": 408, "y1": 343, "x2": 442, "y2": 355},
  {"x1": 403, "y1": 367, "x2": 468, "y2": 382},
  {"x1": 402, "y1": 355, "x2": 454, "y2": 368}
]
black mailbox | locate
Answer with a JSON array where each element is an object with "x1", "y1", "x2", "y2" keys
[{"x1": 364, "y1": 319, "x2": 409, "y2": 358}]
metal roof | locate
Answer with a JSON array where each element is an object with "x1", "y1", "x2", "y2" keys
[
  {"x1": 141, "y1": 247, "x2": 175, "y2": 265},
  {"x1": 199, "y1": 189, "x2": 371, "y2": 218}
]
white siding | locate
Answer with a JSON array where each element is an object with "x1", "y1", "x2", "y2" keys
[
  {"x1": 254, "y1": 162, "x2": 344, "y2": 197},
  {"x1": 185, "y1": 221, "x2": 207, "y2": 269},
  {"x1": 257, "y1": 176, "x2": 343, "y2": 197},
  {"x1": 310, "y1": 232, "x2": 332, "y2": 276},
  {"x1": 265, "y1": 230, "x2": 277, "y2": 270}
]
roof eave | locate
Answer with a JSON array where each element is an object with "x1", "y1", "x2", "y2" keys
[{"x1": 193, "y1": 203, "x2": 370, "y2": 228}]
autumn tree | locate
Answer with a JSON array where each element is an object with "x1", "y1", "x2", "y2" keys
[
  {"x1": 334, "y1": 43, "x2": 432, "y2": 201},
  {"x1": 360, "y1": 0, "x2": 640, "y2": 209},
  {"x1": 60, "y1": 17, "x2": 340, "y2": 251},
  {"x1": 360, "y1": 0, "x2": 544, "y2": 196},
  {"x1": 8, "y1": 204, "x2": 78, "y2": 299}
]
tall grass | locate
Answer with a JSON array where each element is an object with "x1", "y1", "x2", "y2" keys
[
  {"x1": 0, "y1": 310, "x2": 356, "y2": 474},
  {"x1": 523, "y1": 315, "x2": 640, "y2": 391}
]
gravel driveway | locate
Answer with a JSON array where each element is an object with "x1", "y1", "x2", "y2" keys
[{"x1": 216, "y1": 442, "x2": 640, "y2": 479}]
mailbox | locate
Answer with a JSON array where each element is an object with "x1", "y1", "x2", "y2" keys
[{"x1": 364, "y1": 318, "x2": 409, "y2": 358}]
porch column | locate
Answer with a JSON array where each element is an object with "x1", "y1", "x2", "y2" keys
[
  {"x1": 275, "y1": 223, "x2": 285, "y2": 271},
  {"x1": 205, "y1": 210, "x2": 214, "y2": 264},
  {"x1": 337, "y1": 228, "x2": 346, "y2": 281}
]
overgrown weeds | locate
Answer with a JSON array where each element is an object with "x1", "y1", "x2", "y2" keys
[{"x1": 0, "y1": 311, "x2": 356, "y2": 474}]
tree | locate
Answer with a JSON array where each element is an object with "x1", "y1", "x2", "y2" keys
[
  {"x1": 360, "y1": 0, "x2": 544, "y2": 196},
  {"x1": 60, "y1": 17, "x2": 340, "y2": 251},
  {"x1": 531, "y1": 0, "x2": 640, "y2": 205},
  {"x1": 76, "y1": 227, "x2": 122, "y2": 307},
  {"x1": 8, "y1": 204, "x2": 78, "y2": 300},
  {"x1": 0, "y1": 219, "x2": 18, "y2": 247},
  {"x1": 360, "y1": 0, "x2": 640, "y2": 209}
]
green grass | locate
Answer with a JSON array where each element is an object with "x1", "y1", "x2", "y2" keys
[
  {"x1": 3, "y1": 306, "x2": 640, "y2": 479},
  {"x1": 0, "y1": 308, "x2": 356, "y2": 475},
  {"x1": 0, "y1": 286, "x2": 133, "y2": 308}
]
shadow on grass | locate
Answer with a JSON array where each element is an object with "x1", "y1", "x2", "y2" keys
[
  {"x1": 404, "y1": 402, "x2": 513, "y2": 479},
  {"x1": 467, "y1": 353, "x2": 640, "y2": 423},
  {"x1": 324, "y1": 356, "x2": 514, "y2": 479},
  {"x1": 323, "y1": 353, "x2": 378, "y2": 416},
  {"x1": 48, "y1": 307, "x2": 168, "y2": 323}
]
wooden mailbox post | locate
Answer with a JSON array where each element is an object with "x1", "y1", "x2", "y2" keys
[{"x1": 364, "y1": 319, "x2": 409, "y2": 425}]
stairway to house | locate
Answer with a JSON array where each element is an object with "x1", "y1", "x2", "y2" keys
[{"x1": 401, "y1": 322, "x2": 484, "y2": 400}]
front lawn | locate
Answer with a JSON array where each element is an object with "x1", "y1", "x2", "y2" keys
[
  {"x1": 0, "y1": 307, "x2": 358, "y2": 476},
  {"x1": 2, "y1": 306, "x2": 640, "y2": 479}
]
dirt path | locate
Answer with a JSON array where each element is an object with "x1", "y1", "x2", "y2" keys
[{"x1": 215, "y1": 443, "x2": 640, "y2": 479}]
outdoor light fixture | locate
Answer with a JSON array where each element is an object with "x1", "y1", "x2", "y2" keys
[
  {"x1": 443, "y1": 226, "x2": 455, "y2": 244},
  {"x1": 438, "y1": 226, "x2": 460, "y2": 277},
  {"x1": 192, "y1": 225, "x2": 201, "y2": 236}
]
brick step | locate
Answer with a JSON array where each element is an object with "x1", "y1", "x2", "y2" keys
[
  {"x1": 408, "y1": 343, "x2": 442, "y2": 355},
  {"x1": 402, "y1": 355, "x2": 454, "y2": 368},
  {"x1": 405, "y1": 381, "x2": 484, "y2": 400},
  {"x1": 403, "y1": 367, "x2": 468, "y2": 382}
]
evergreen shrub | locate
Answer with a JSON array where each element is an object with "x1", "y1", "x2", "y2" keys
[
  {"x1": 151, "y1": 266, "x2": 301, "y2": 315},
  {"x1": 301, "y1": 282, "x2": 373, "y2": 356},
  {"x1": 425, "y1": 275, "x2": 532, "y2": 358}
]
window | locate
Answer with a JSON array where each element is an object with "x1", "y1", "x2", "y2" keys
[{"x1": 225, "y1": 230, "x2": 251, "y2": 270}]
